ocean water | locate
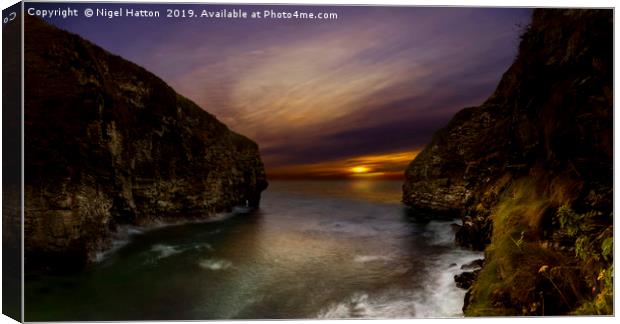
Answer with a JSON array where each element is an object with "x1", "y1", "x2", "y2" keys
[{"x1": 24, "y1": 179, "x2": 481, "y2": 321}]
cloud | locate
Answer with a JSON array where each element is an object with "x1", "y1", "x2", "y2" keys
[
  {"x1": 268, "y1": 150, "x2": 420, "y2": 179},
  {"x1": 46, "y1": 5, "x2": 531, "y2": 173},
  {"x1": 151, "y1": 8, "x2": 530, "y2": 172}
]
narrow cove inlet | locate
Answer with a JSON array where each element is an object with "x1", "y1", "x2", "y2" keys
[
  {"x1": 16, "y1": 6, "x2": 611, "y2": 320},
  {"x1": 25, "y1": 180, "x2": 481, "y2": 320}
]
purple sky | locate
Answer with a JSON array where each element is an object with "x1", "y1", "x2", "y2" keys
[{"x1": 27, "y1": 3, "x2": 532, "y2": 174}]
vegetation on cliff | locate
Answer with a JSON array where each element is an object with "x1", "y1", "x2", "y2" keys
[
  {"x1": 24, "y1": 17, "x2": 268, "y2": 272},
  {"x1": 403, "y1": 9, "x2": 612, "y2": 315}
]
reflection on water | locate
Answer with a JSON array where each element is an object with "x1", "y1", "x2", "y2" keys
[
  {"x1": 267, "y1": 179, "x2": 404, "y2": 204},
  {"x1": 25, "y1": 179, "x2": 480, "y2": 321}
]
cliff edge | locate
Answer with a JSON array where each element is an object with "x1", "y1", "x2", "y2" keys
[
  {"x1": 24, "y1": 17, "x2": 268, "y2": 271},
  {"x1": 403, "y1": 9, "x2": 612, "y2": 315}
]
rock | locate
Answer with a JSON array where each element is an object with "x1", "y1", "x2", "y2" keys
[
  {"x1": 463, "y1": 289, "x2": 473, "y2": 311},
  {"x1": 403, "y1": 9, "x2": 612, "y2": 249},
  {"x1": 461, "y1": 259, "x2": 484, "y2": 270},
  {"x1": 402, "y1": 9, "x2": 612, "y2": 315},
  {"x1": 454, "y1": 218, "x2": 491, "y2": 250},
  {"x1": 455, "y1": 270, "x2": 479, "y2": 289},
  {"x1": 24, "y1": 17, "x2": 267, "y2": 271}
]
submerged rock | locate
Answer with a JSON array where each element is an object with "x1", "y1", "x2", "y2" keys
[{"x1": 24, "y1": 17, "x2": 267, "y2": 271}]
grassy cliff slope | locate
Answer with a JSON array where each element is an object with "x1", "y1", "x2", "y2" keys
[{"x1": 403, "y1": 9, "x2": 612, "y2": 315}]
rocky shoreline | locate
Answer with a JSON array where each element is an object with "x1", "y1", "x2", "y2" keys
[
  {"x1": 24, "y1": 16, "x2": 267, "y2": 272},
  {"x1": 403, "y1": 9, "x2": 612, "y2": 315}
]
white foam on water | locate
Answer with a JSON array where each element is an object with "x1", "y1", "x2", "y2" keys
[
  {"x1": 142, "y1": 210, "x2": 237, "y2": 229},
  {"x1": 406, "y1": 221, "x2": 484, "y2": 317},
  {"x1": 125, "y1": 227, "x2": 144, "y2": 235},
  {"x1": 93, "y1": 225, "x2": 146, "y2": 262},
  {"x1": 353, "y1": 255, "x2": 392, "y2": 263},
  {"x1": 94, "y1": 238, "x2": 130, "y2": 263},
  {"x1": 319, "y1": 251, "x2": 481, "y2": 319},
  {"x1": 319, "y1": 220, "x2": 483, "y2": 319},
  {"x1": 198, "y1": 259, "x2": 233, "y2": 270},
  {"x1": 318, "y1": 292, "x2": 417, "y2": 319},
  {"x1": 91, "y1": 208, "x2": 243, "y2": 263},
  {"x1": 410, "y1": 249, "x2": 483, "y2": 317},
  {"x1": 422, "y1": 220, "x2": 459, "y2": 246},
  {"x1": 151, "y1": 244, "x2": 182, "y2": 259},
  {"x1": 140, "y1": 242, "x2": 216, "y2": 266},
  {"x1": 193, "y1": 242, "x2": 214, "y2": 251}
]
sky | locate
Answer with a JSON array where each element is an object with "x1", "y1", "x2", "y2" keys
[{"x1": 27, "y1": 3, "x2": 532, "y2": 178}]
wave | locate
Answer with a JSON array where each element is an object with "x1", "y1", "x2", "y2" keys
[
  {"x1": 353, "y1": 255, "x2": 392, "y2": 263},
  {"x1": 92, "y1": 207, "x2": 245, "y2": 263},
  {"x1": 410, "y1": 250, "x2": 483, "y2": 317},
  {"x1": 148, "y1": 242, "x2": 214, "y2": 262},
  {"x1": 421, "y1": 220, "x2": 459, "y2": 246},
  {"x1": 198, "y1": 259, "x2": 233, "y2": 270},
  {"x1": 318, "y1": 292, "x2": 416, "y2": 319},
  {"x1": 150, "y1": 244, "x2": 182, "y2": 259},
  {"x1": 94, "y1": 225, "x2": 145, "y2": 262},
  {"x1": 319, "y1": 248, "x2": 482, "y2": 318}
]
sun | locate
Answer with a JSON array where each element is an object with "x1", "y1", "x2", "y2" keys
[{"x1": 351, "y1": 166, "x2": 370, "y2": 174}]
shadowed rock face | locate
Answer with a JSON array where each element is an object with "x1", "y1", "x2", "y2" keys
[
  {"x1": 403, "y1": 9, "x2": 612, "y2": 315},
  {"x1": 403, "y1": 9, "x2": 612, "y2": 248},
  {"x1": 24, "y1": 17, "x2": 267, "y2": 271}
]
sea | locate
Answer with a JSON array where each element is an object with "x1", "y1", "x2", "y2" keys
[{"x1": 25, "y1": 179, "x2": 481, "y2": 321}]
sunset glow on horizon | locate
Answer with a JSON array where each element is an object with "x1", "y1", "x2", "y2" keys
[
  {"x1": 351, "y1": 166, "x2": 370, "y2": 174},
  {"x1": 267, "y1": 150, "x2": 419, "y2": 179},
  {"x1": 32, "y1": 4, "x2": 532, "y2": 179}
]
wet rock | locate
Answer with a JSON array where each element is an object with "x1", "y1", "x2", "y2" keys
[
  {"x1": 463, "y1": 288, "x2": 473, "y2": 311},
  {"x1": 454, "y1": 219, "x2": 491, "y2": 250},
  {"x1": 455, "y1": 270, "x2": 479, "y2": 289},
  {"x1": 461, "y1": 259, "x2": 484, "y2": 270}
]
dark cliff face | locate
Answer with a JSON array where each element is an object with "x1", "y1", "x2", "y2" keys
[
  {"x1": 24, "y1": 17, "x2": 268, "y2": 271},
  {"x1": 403, "y1": 9, "x2": 612, "y2": 315}
]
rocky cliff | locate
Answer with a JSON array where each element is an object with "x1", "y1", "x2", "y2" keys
[
  {"x1": 24, "y1": 17, "x2": 268, "y2": 271},
  {"x1": 403, "y1": 9, "x2": 612, "y2": 315}
]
